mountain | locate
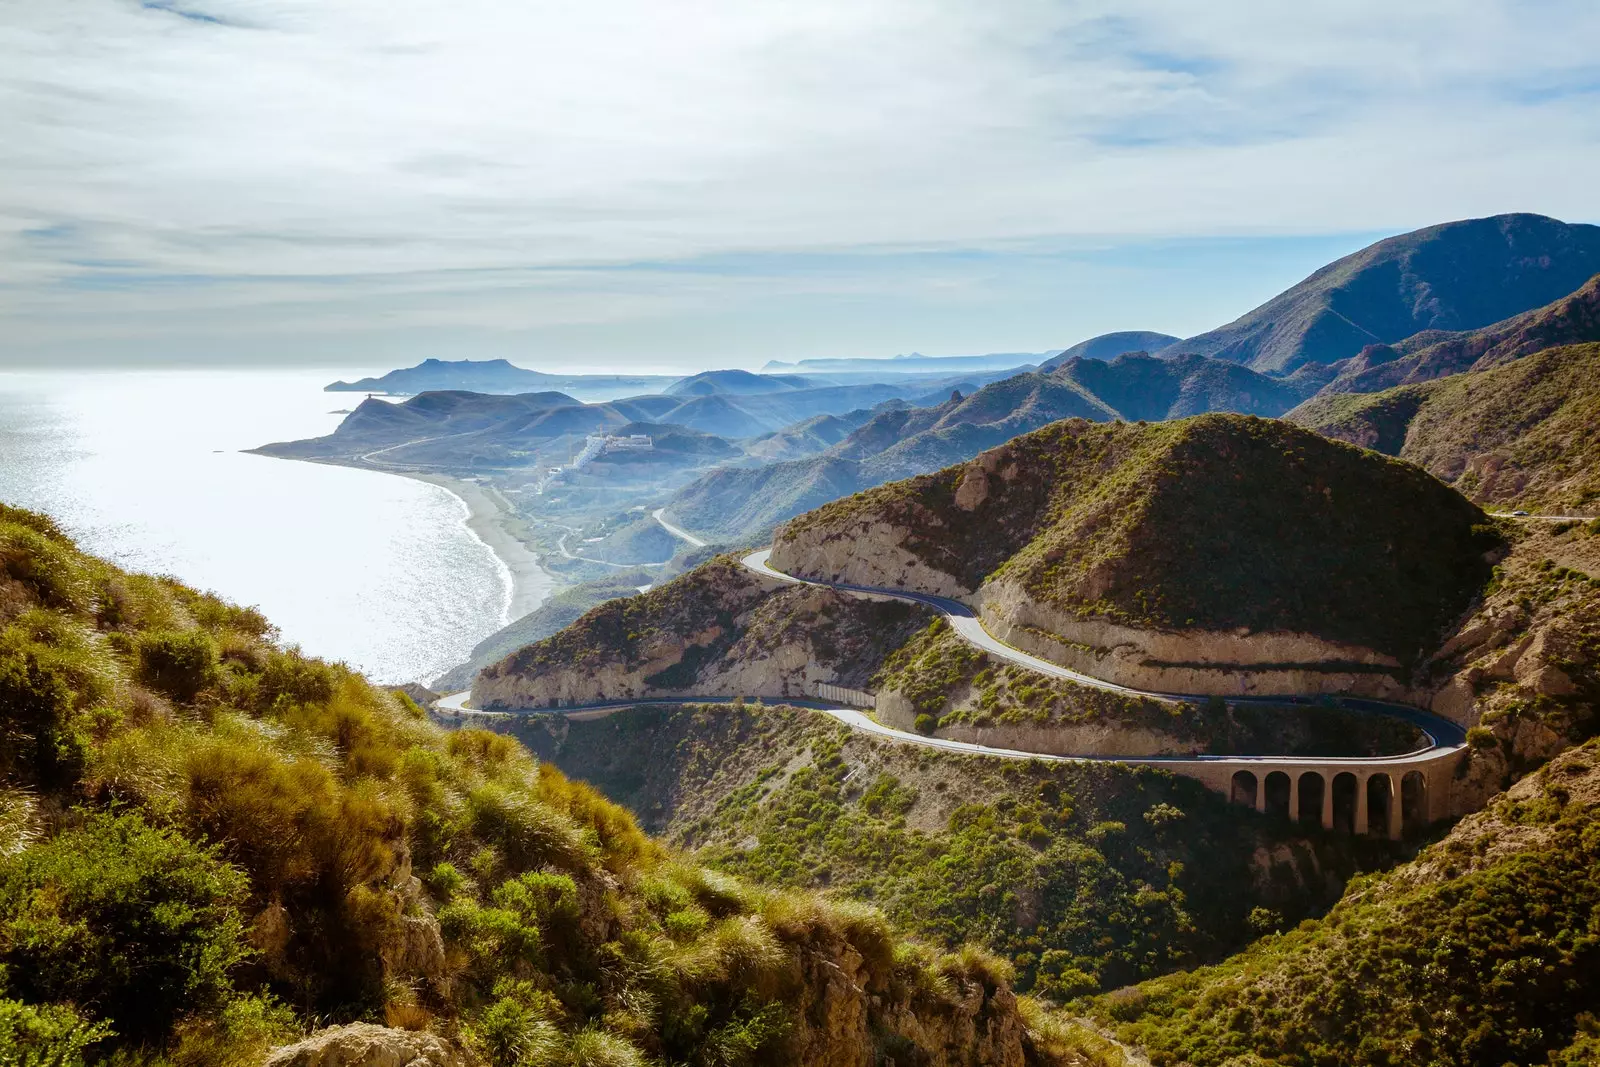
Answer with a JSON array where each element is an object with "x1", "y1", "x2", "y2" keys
[
  {"x1": 1051, "y1": 351, "x2": 1314, "y2": 420},
  {"x1": 1037, "y1": 330, "x2": 1180, "y2": 370},
  {"x1": 742, "y1": 406, "x2": 893, "y2": 461},
  {"x1": 1169, "y1": 213, "x2": 1600, "y2": 373},
  {"x1": 665, "y1": 369, "x2": 815, "y2": 395},
  {"x1": 325, "y1": 357, "x2": 675, "y2": 397},
  {"x1": 1315, "y1": 271, "x2": 1600, "y2": 395},
  {"x1": 0, "y1": 502, "x2": 1060, "y2": 1066},
  {"x1": 258, "y1": 379, "x2": 971, "y2": 471},
  {"x1": 1289, "y1": 341, "x2": 1600, "y2": 513},
  {"x1": 774, "y1": 414, "x2": 1498, "y2": 680},
  {"x1": 662, "y1": 370, "x2": 1118, "y2": 544}
]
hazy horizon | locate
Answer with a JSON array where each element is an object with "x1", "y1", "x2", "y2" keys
[{"x1": 5, "y1": 2, "x2": 1599, "y2": 368}]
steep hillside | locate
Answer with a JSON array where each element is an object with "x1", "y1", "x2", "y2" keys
[
  {"x1": 774, "y1": 415, "x2": 1499, "y2": 692},
  {"x1": 662, "y1": 456, "x2": 868, "y2": 546},
  {"x1": 1171, "y1": 213, "x2": 1600, "y2": 373},
  {"x1": 0, "y1": 503, "x2": 1062, "y2": 1067},
  {"x1": 432, "y1": 573, "x2": 654, "y2": 692},
  {"x1": 1089, "y1": 736, "x2": 1600, "y2": 1066},
  {"x1": 1291, "y1": 342, "x2": 1600, "y2": 513},
  {"x1": 475, "y1": 555, "x2": 931, "y2": 709},
  {"x1": 1424, "y1": 518, "x2": 1600, "y2": 797},
  {"x1": 1052, "y1": 352, "x2": 1311, "y2": 420},
  {"x1": 1316, "y1": 272, "x2": 1600, "y2": 394},
  {"x1": 1039, "y1": 332, "x2": 1180, "y2": 369},
  {"x1": 495, "y1": 704, "x2": 1401, "y2": 1002}
]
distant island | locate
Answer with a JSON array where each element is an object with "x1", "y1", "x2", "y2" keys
[{"x1": 326, "y1": 357, "x2": 679, "y2": 398}]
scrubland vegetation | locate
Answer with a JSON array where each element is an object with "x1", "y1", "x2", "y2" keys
[
  {"x1": 1088, "y1": 739, "x2": 1600, "y2": 1066},
  {"x1": 0, "y1": 504, "x2": 1047, "y2": 1066},
  {"x1": 512, "y1": 704, "x2": 1404, "y2": 1006}
]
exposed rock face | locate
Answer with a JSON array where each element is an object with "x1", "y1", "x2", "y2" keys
[
  {"x1": 769, "y1": 518, "x2": 973, "y2": 599},
  {"x1": 474, "y1": 557, "x2": 929, "y2": 710},
  {"x1": 977, "y1": 578, "x2": 1406, "y2": 700},
  {"x1": 1422, "y1": 523, "x2": 1600, "y2": 809},
  {"x1": 787, "y1": 934, "x2": 1030, "y2": 1067},
  {"x1": 877, "y1": 688, "x2": 1189, "y2": 756},
  {"x1": 263, "y1": 1024, "x2": 463, "y2": 1067}
]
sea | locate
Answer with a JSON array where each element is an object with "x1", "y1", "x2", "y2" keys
[{"x1": 0, "y1": 368, "x2": 517, "y2": 685}]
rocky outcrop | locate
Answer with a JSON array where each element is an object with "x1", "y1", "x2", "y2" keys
[
  {"x1": 786, "y1": 933, "x2": 1030, "y2": 1067},
  {"x1": 263, "y1": 1024, "x2": 464, "y2": 1067},
  {"x1": 978, "y1": 578, "x2": 1406, "y2": 700},
  {"x1": 769, "y1": 518, "x2": 972, "y2": 599},
  {"x1": 474, "y1": 558, "x2": 929, "y2": 710},
  {"x1": 1421, "y1": 523, "x2": 1600, "y2": 808}
]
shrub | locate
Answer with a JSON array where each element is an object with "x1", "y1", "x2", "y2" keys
[
  {"x1": 467, "y1": 784, "x2": 590, "y2": 873},
  {"x1": 0, "y1": 998, "x2": 112, "y2": 1067},
  {"x1": 0, "y1": 811, "x2": 250, "y2": 1044},
  {"x1": 0, "y1": 524, "x2": 89, "y2": 612},
  {"x1": 136, "y1": 629, "x2": 218, "y2": 703},
  {"x1": 0, "y1": 640, "x2": 83, "y2": 785},
  {"x1": 913, "y1": 714, "x2": 937, "y2": 736}
]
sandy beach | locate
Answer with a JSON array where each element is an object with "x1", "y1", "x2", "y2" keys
[{"x1": 407, "y1": 472, "x2": 558, "y2": 624}]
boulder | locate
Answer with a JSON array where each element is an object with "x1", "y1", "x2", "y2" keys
[{"x1": 264, "y1": 1023, "x2": 463, "y2": 1067}]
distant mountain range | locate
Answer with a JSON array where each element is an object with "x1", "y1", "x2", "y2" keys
[
  {"x1": 259, "y1": 376, "x2": 974, "y2": 471},
  {"x1": 663, "y1": 348, "x2": 1328, "y2": 544},
  {"x1": 302, "y1": 213, "x2": 1600, "y2": 547}
]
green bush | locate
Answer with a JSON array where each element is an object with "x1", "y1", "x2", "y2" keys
[
  {"x1": 0, "y1": 998, "x2": 111, "y2": 1067},
  {"x1": 0, "y1": 811, "x2": 251, "y2": 1043},
  {"x1": 913, "y1": 713, "x2": 937, "y2": 736},
  {"x1": 136, "y1": 629, "x2": 219, "y2": 702},
  {"x1": 0, "y1": 636, "x2": 86, "y2": 786}
]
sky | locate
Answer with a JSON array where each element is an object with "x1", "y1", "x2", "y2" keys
[{"x1": 2, "y1": 1, "x2": 1598, "y2": 372}]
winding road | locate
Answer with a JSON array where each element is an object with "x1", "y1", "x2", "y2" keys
[{"x1": 438, "y1": 526, "x2": 1468, "y2": 790}]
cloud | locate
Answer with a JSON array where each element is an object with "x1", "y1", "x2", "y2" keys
[{"x1": 1, "y1": 0, "x2": 1597, "y2": 363}]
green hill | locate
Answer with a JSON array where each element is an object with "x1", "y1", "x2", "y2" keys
[
  {"x1": 1169, "y1": 213, "x2": 1600, "y2": 373},
  {"x1": 1290, "y1": 342, "x2": 1600, "y2": 513},
  {"x1": 1051, "y1": 351, "x2": 1312, "y2": 421},
  {"x1": 777, "y1": 414, "x2": 1499, "y2": 664},
  {"x1": 1088, "y1": 736, "x2": 1600, "y2": 1066},
  {"x1": 0, "y1": 504, "x2": 1061, "y2": 1066}
]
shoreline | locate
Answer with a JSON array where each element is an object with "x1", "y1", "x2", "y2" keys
[{"x1": 404, "y1": 472, "x2": 558, "y2": 624}]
